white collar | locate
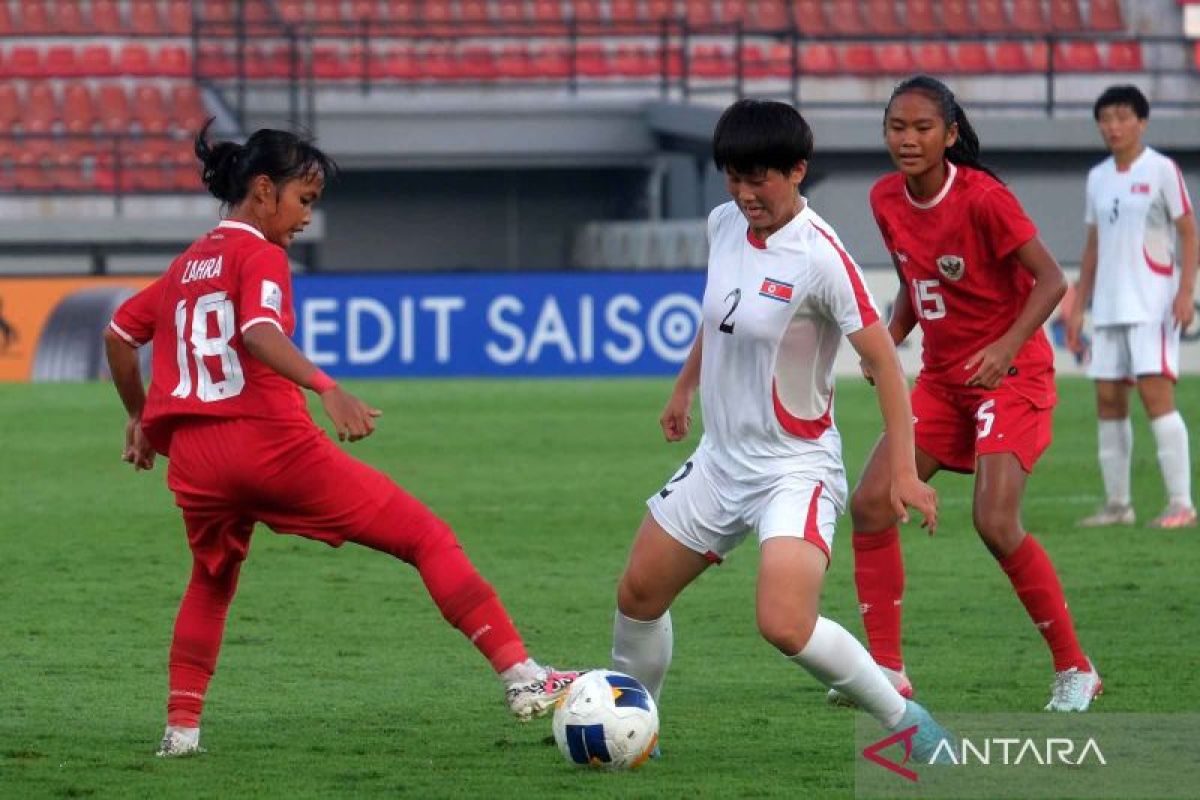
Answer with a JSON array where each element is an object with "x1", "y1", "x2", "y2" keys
[
  {"x1": 217, "y1": 220, "x2": 266, "y2": 240},
  {"x1": 904, "y1": 161, "x2": 957, "y2": 210}
]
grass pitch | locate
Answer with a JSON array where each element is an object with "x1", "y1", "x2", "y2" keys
[{"x1": 1, "y1": 376, "x2": 1196, "y2": 799}]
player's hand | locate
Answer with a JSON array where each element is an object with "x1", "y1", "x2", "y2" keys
[
  {"x1": 964, "y1": 339, "x2": 1016, "y2": 389},
  {"x1": 889, "y1": 472, "x2": 938, "y2": 535},
  {"x1": 122, "y1": 417, "x2": 156, "y2": 471},
  {"x1": 320, "y1": 386, "x2": 382, "y2": 442},
  {"x1": 1172, "y1": 290, "x2": 1196, "y2": 330},
  {"x1": 1064, "y1": 306, "x2": 1086, "y2": 354},
  {"x1": 659, "y1": 389, "x2": 694, "y2": 442},
  {"x1": 860, "y1": 359, "x2": 875, "y2": 386}
]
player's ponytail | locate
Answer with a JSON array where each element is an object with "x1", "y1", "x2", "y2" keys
[
  {"x1": 886, "y1": 75, "x2": 1003, "y2": 183},
  {"x1": 194, "y1": 118, "x2": 337, "y2": 210}
]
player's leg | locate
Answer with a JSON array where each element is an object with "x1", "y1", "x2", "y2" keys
[
  {"x1": 974, "y1": 453, "x2": 1100, "y2": 710},
  {"x1": 159, "y1": 512, "x2": 254, "y2": 756},
  {"x1": 1080, "y1": 325, "x2": 1136, "y2": 526},
  {"x1": 1134, "y1": 322, "x2": 1195, "y2": 527}
]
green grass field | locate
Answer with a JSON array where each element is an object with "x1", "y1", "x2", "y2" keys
[{"x1": 1, "y1": 376, "x2": 1196, "y2": 799}]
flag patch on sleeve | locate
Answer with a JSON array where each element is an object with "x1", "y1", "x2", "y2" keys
[
  {"x1": 759, "y1": 278, "x2": 794, "y2": 303},
  {"x1": 261, "y1": 279, "x2": 283, "y2": 314}
]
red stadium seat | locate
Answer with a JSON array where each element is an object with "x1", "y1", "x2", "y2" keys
[
  {"x1": 53, "y1": 0, "x2": 86, "y2": 33},
  {"x1": 119, "y1": 44, "x2": 154, "y2": 77},
  {"x1": 62, "y1": 83, "x2": 95, "y2": 134},
  {"x1": 942, "y1": 0, "x2": 972, "y2": 34},
  {"x1": 530, "y1": 45, "x2": 571, "y2": 79},
  {"x1": 458, "y1": 45, "x2": 498, "y2": 80},
  {"x1": 158, "y1": 45, "x2": 192, "y2": 78},
  {"x1": 1105, "y1": 40, "x2": 1143, "y2": 71},
  {"x1": 747, "y1": 0, "x2": 790, "y2": 31},
  {"x1": 495, "y1": 44, "x2": 535, "y2": 79},
  {"x1": 0, "y1": 2, "x2": 11, "y2": 32},
  {"x1": 1087, "y1": 0, "x2": 1123, "y2": 30},
  {"x1": 312, "y1": 45, "x2": 355, "y2": 80},
  {"x1": 44, "y1": 45, "x2": 81, "y2": 77},
  {"x1": 903, "y1": 0, "x2": 938, "y2": 34},
  {"x1": 762, "y1": 43, "x2": 795, "y2": 78},
  {"x1": 171, "y1": 85, "x2": 208, "y2": 132},
  {"x1": 740, "y1": 43, "x2": 771, "y2": 78},
  {"x1": 532, "y1": 0, "x2": 567, "y2": 30},
  {"x1": 792, "y1": 0, "x2": 826, "y2": 36},
  {"x1": 798, "y1": 42, "x2": 838, "y2": 73},
  {"x1": 7, "y1": 46, "x2": 44, "y2": 78},
  {"x1": 645, "y1": 0, "x2": 676, "y2": 21},
  {"x1": 911, "y1": 41, "x2": 953, "y2": 73},
  {"x1": 826, "y1": 0, "x2": 866, "y2": 35},
  {"x1": 1028, "y1": 41, "x2": 1049, "y2": 70},
  {"x1": 91, "y1": 0, "x2": 123, "y2": 33},
  {"x1": 375, "y1": 45, "x2": 419, "y2": 79},
  {"x1": 198, "y1": 43, "x2": 237, "y2": 79},
  {"x1": 313, "y1": 0, "x2": 345, "y2": 26},
  {"x1": 165, "y1": 0, "x2": 193, "y2": 33},
  {"x1": 130, "y1": 0, "x2": 163, "y2": 33},
  {"x1": 24, "y1": 82, "x2": 58, "y2": 134},
  {"x1": 80, "y1": 44, "x2": 117, "y2": 76},
  {"x1": 684, "y1": 0, "x2": 714, "y2": 27},
  {"x1": 17, "y1": 0, "x2": 52, "y2": 34},
  {"x1": 993, "y1": 41, "x2": 1032, "y2": 72},
  {"x1": 349, "y1": 0, "x2": 383, "y2": 21},
  {"x1": 876, "y1": 42, "x2": 914, "y2": 73},
  {"x1": 576, "y1": 43, "x2": 613, "y2": 78},
  {"x1": 1055, "y1": 40, "x2": 1101, "y2": 71},
  {"x1": 841, "y1": 43, "x2": 879, "y2": 74},
  {"x1": 864, "y1": 0, "x2": 902, "y2": 34},
  {"x1": 96, "y1": 84, "x2": 131, "y2": 133},
  {"x1": 458, "y1": 0, "x2": 490, "y2": 33},
  {"x1": 975, "y1": 0, "x2": 1009, "y2": 33},
  {"x1": 1011, "y1": 0, "x2": 1048, "y2": 32},
  {"x1": 1049, "y1": 0, "x2": 1083, "y2": 31},
  {"x1": 718, "y1": 0, "x2": 745, "y2": 24},
  {"x1": 133, "y1": 85, "x2": 170, "y2": 134},
  {"x1": 613, "y1": 44, "x2": 660, "y2": 77},
  {"x1": 381, "y1": 0, "x2": 417, "y2": 24},
  {"x1": 954, "y1": 42, "x2": 992, "y2": 73},
  {"x1": 611, "y1": 0, "x2": 640, "y2": 23},
  {"x1": 691, "y1": 44, "x2": 733, "y2": 78}
]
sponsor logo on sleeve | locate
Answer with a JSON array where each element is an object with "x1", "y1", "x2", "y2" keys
[{"x1": 261, "y1": 280, "x2": 283, "y2": 314}]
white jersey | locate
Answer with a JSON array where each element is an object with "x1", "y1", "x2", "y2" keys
[
  {"x1": 696, "y1": 199, "x2": 880, "y2": 480},
  {"x1": 1084, "y1": 147, "x2": 1193, "y2": 325}
]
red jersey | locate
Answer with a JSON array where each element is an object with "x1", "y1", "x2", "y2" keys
[
  {"x1": 870, "y1": 162, "x2": 1054, "y2": 387},
  {"x1": 109, "y1": 220, "x2": 308, "y2": 454}
]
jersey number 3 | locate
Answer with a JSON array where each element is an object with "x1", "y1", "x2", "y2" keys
[{"x1": 171, "y1": 291, "x2": 246, "y2": 402}]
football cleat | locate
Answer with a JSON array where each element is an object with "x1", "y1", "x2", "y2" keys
[
  {"x1": 1147, "y1": 504, "x2": 1197, "y2": 530},
  {"x1": 1044, "y1": 658, "x2": 1102, "y2": 712},
  {"x1": 895, "y1": 700, "x2": 956, "y2": 766},
  {"x1": 155, "y1": 725, "x2": 203, "y2": 757},
  {"x1": 506, "y1": 667, "x2": 583, "y2": 721},
  {"x1": 1077, "y1": 503, "x2": 1136, "y2": 528},
  {"x1": 827, "y1": 664, "x2": 913, "y2": 708}
]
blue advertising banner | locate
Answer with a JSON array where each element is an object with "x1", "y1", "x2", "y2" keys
[{"x1": 292, "y1": 272, "x2": 705, "y2": 377}]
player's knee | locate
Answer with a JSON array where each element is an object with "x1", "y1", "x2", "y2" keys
[
  {"x1": 972, "y1": 507, "x2": 1022, "y2": 554},
  {"x1": 850, "y1": 483, "x2": 892, "y2": 529},
  {"x1": 616, "y1": 571, "x2": 671, "y2": 621},
  {"x1": 757, "y1": 607, "x2": 818, "y2": 655}
]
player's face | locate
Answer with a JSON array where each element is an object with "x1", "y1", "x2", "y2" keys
[
  {"x1": 1095, "y1": 104, "x2": 1146, "y2": 155},
  {"x1": 724, "y1": 163, "x2": 806, "y2": 238},
  {"x1": 884, "y1": 92, "x2": 958, "y2": 181},
  {"x1": 265, "y1": 172, "x2": 324, "y2": 248}
]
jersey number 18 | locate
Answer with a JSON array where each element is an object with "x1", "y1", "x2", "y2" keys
[{"x1": 171, "y1": 291, "x2": 246, "y2": 402}]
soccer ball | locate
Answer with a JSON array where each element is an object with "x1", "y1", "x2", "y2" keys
[{"x1": 552, "y1": 670, "x2": 659, "y2": 770}]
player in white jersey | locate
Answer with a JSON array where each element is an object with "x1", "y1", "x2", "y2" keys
[
  {"x1": 1067, "y1": 85, "x2": 1198, "y2": 529},
  {"x1": 609, "y1": 99, "x2": 952, "y2": 763}
]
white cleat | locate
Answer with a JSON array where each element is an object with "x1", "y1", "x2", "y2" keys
[
  {"x1": 1044, "y1": 658, "x2": 1102, "y2": 712},
  {"x1": 505, "y1": 667, "x2": 582, "y2": 721},
  {"x1": 827, "y1": 665, "x2": 913, "y2": 708},
  {"x1": 1147, "y1": 504, "x2": 1197, "y2": 530},
  {"x1": 1077, "y1": 503, "x2": 1135, "y2": 528},
  {"x1": 155, "y1": 725, "x2": 203, "y2": 757}
]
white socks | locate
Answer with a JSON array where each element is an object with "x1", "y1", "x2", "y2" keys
[
  {"x1": 1151, "y1": 411, "x2": 1194, "y2": 508},
  {"x1": 612, "y1": 610, "x2": 672, "y2": 703},
  {"x1": 788, "y1": 616, "x2": 907, "y2": 729},
  {"x1": 1098, "y1": 417, "x2": 1133, "y2": 507}
]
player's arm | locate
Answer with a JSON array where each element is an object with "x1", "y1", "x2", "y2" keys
[
  {"x1": 965, "y1": 236, "x2": 1067, "y2": 388},
  {"x1": 241, "y1": 322, "x2": 381, "y2": 443},
  {"x1": 862, "y1": 255, "x2": 917, "y2": 386},
  {"x1": 1067, "y1": 225, "x2": 1098, "y2": 351},
  {"x1": 849, "y1": 322, "x2": 937, "y2": 533},
  {"x1": 103, "y1": 326, "x2": 155, "y2": 471},
  {"x1": 1173, "y1": 210, "x2": 1197, "y2": 329},
  {"x1": 660, "y1": 328, "x2": 702, "y2": 441}
]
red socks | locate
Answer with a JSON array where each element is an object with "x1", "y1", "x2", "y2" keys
[
  {"x1": 999, "y1": 535, "x2": 1090, "y2": 672},
  {"x1": 852, "y1": 526, "x2": 905, "y2": 671},
  {"x1": 167, "y1": 561, "x2": 241, "y2": 727}
]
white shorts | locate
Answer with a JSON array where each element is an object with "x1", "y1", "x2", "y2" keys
[
  {"x1": 645, "y1": 447, "x2": 846, "y2": 564},
  {"x1": 1088, "y1": 321, "x2": 1179, "y2": 382}
]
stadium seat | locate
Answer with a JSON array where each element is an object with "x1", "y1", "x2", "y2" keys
[
  {"x1": 718, "y1": 0, "x2": 745, "y2": 24},
  {"x1": 23, "y1": 82, "x2": 58, "y2": 134},
  {"x1": 1028, "y1": 40, "x2": 1049, "y2": 70},
  {"x1": 458, "y1": 45, "x2": 498, "y2": 80},
  {"x1": 903, "y1": 0, "x2": 938, "y2": 34},
  {"x1": 53, "y1": 0, "x2": 87, "y2": 33},
  {"x1": 613, "y1": 44, "x2": 661, "y2": 77},
  {"x1": 975, "y1": 0, "x2": 1009, "y2": 33},
  {"x1": 1049, "y1": 0, "x2": 1082, "y2": 31},
  {"x1": 746, "y1": 0, "x2": 790, "y2": 32},
  {"x1": 62, "y1": 83, "x2": 95, "y2": 134},
  {"x1": 911, "y1": 41, "x2": 953, "y2": 73},
  {"x1": 1106, "y1": 40, "x2": 1143, "y2": 70},
  {"x1": 198, "y1": 43, "x2": 237, "y2": 79},
  {"x1": 798, "y1": 42, "x2": 838, "y2": 73},
  {"x1": 6, "y1": 46, "x2": 44, "y2": 78},
  {"x1": 80, "y1": 44, "x2": 117, "y2": 76},
  {"x1": 130, "y1": 0, "x2": 163, "y2": 33},
  {"x1": 864, "y1": 0, "x2": 902, "y2": 34},
  {"x1": 0, "y1": 84, "x2": 19, "y2": 132},
  {"x1": 942, "y1": 0, "x2": 972, "y2": 34},
  {"x1": 993, "y1": 41, "x2": 1032, "y2": 72},
  {"x1": 170, "y1": 85, "x2": 208, "y2": 132},
  {"x1": 312, "y1": 45, "x2": 355, "y2": 80},
  {"x1": 954, "y1": 42, "x2": 992, "y2": 73},
  {"x1": 492, "y1": 44, "x2": 531, "y2": 79},
  {"x1": 96, "y1": 84, "x2": 131, "y2": 133},
  {"x1": 762, "y1": 42, "x2": 795, "y2": 78},
  {"x1": 1088, "y1": 0, "x2": 1124, "y2": 30},
  {"x1": 684, "y1": 0, "x2": 714, "y2": 27},
  {"x1": 158, "y1": 45, "x2": 192, "y2": 78},
  {"x1": 611, "y1": 0, "x2": 640, "y2": 24},
  {"x1": 876, "y1": 42, "x2": 914, "y2": 73},
  {"x1": 826, "y1": 0, "x2": 867, "y2": 35},
  {"x1": 90, "y1": 0, "x2": 123, "y2": 33},
  {"x1": 420, "y1": 0, "x2": 455, "y2": 34},
  {"x1": 792, "y1": 0, "x2": 826, "y2": 35},
  {"x1": 841, "y1": 43, "x2": 879, "y2": 74},
  {"x1": 119, "y1": 44, "x2": 154, "y2": 77},
  {"x1": 133, "y1": 85, "x2": 170, "y2": 134},
  {"x1": 0, "y1": 2, "x2": 11, "y2": 32},
  {"x1": 313, "y1": 0, "x2": 346, "y2": 27},
  {"x1": 576, "y1": 43, "x2": 613, "y2": 78},
  {"x1": 532, "y1": 0, "x2": 568, "y2": 30},
  {"x1": 692, "y1": 44, "x2": 733, "y2": 78},
  {"x1": 349, "y1": 0, "x2": 383, "y2": 21},
  {"x1": 1011, "y1": 0, "x2": 1048, "y2": 32},
  {"x1": 44, "y1": 45, "x2": 80, "y2": 78},
  {"x1": 375, "y1": 44, "x2": 419, "y2": 79},
  {"x1": 530, "y1": 44, "x2": 571, "y2": 79},
  {"x1": 17, "y1": 0, "x2": 52, "y2": 34},
  {"x1": 165, "y1": 0, "x2": 193, "y2": 33},
  {"x1": 1055, "y1": 40, "x2": 1101, "y2": 71}
]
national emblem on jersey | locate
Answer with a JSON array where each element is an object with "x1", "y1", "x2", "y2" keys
[
  {"x1": 759, "y1": 277, "x2": 794, "y2": 303},
  {"x1": 936, "y1": 254, "x2": 965, "y2": 282}
]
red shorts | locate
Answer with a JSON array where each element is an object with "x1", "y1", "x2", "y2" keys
[
  {"x1": 166, "y1": 416, "x2": 438, "y2": 575},
  {"x1": 911, "y1": 374, "x2": 1055, "y2": 474}
]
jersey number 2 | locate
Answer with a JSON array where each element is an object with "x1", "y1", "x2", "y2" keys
[
  {"x1": 719, "y1": 288, "x2": 741, "y2": 334},
  {"x1": 171, "y1": 291, "x2": 246, "y2": 402}
]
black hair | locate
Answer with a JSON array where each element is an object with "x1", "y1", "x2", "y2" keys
[
  {"x1": 885, "y1": 75, "x2": 1001, "y2": 183},
  {"x1": 1093, "y1": 84, "x2": 1150, "y2": 120},
  {"x1": 712, "y1": 99, "x2": 813, "y2": 175},
  {"x1": 194, "y1": 118, "x2": 337, "y2": 210}
]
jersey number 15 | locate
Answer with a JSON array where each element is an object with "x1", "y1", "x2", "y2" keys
[
  {"x1": 913, "y1": 279, "x2": 946, "y2": 321},
  {"x1": 171, "y1": 291, "x2": 246, "y2": 402}
]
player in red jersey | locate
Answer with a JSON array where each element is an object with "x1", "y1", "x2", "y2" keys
[
  {"x1": 104, "y1": 122, "x2": 579, "y2": 757},
  {"x1": 830, "y1": 76, "x2": 1101, "y2": 712}
]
